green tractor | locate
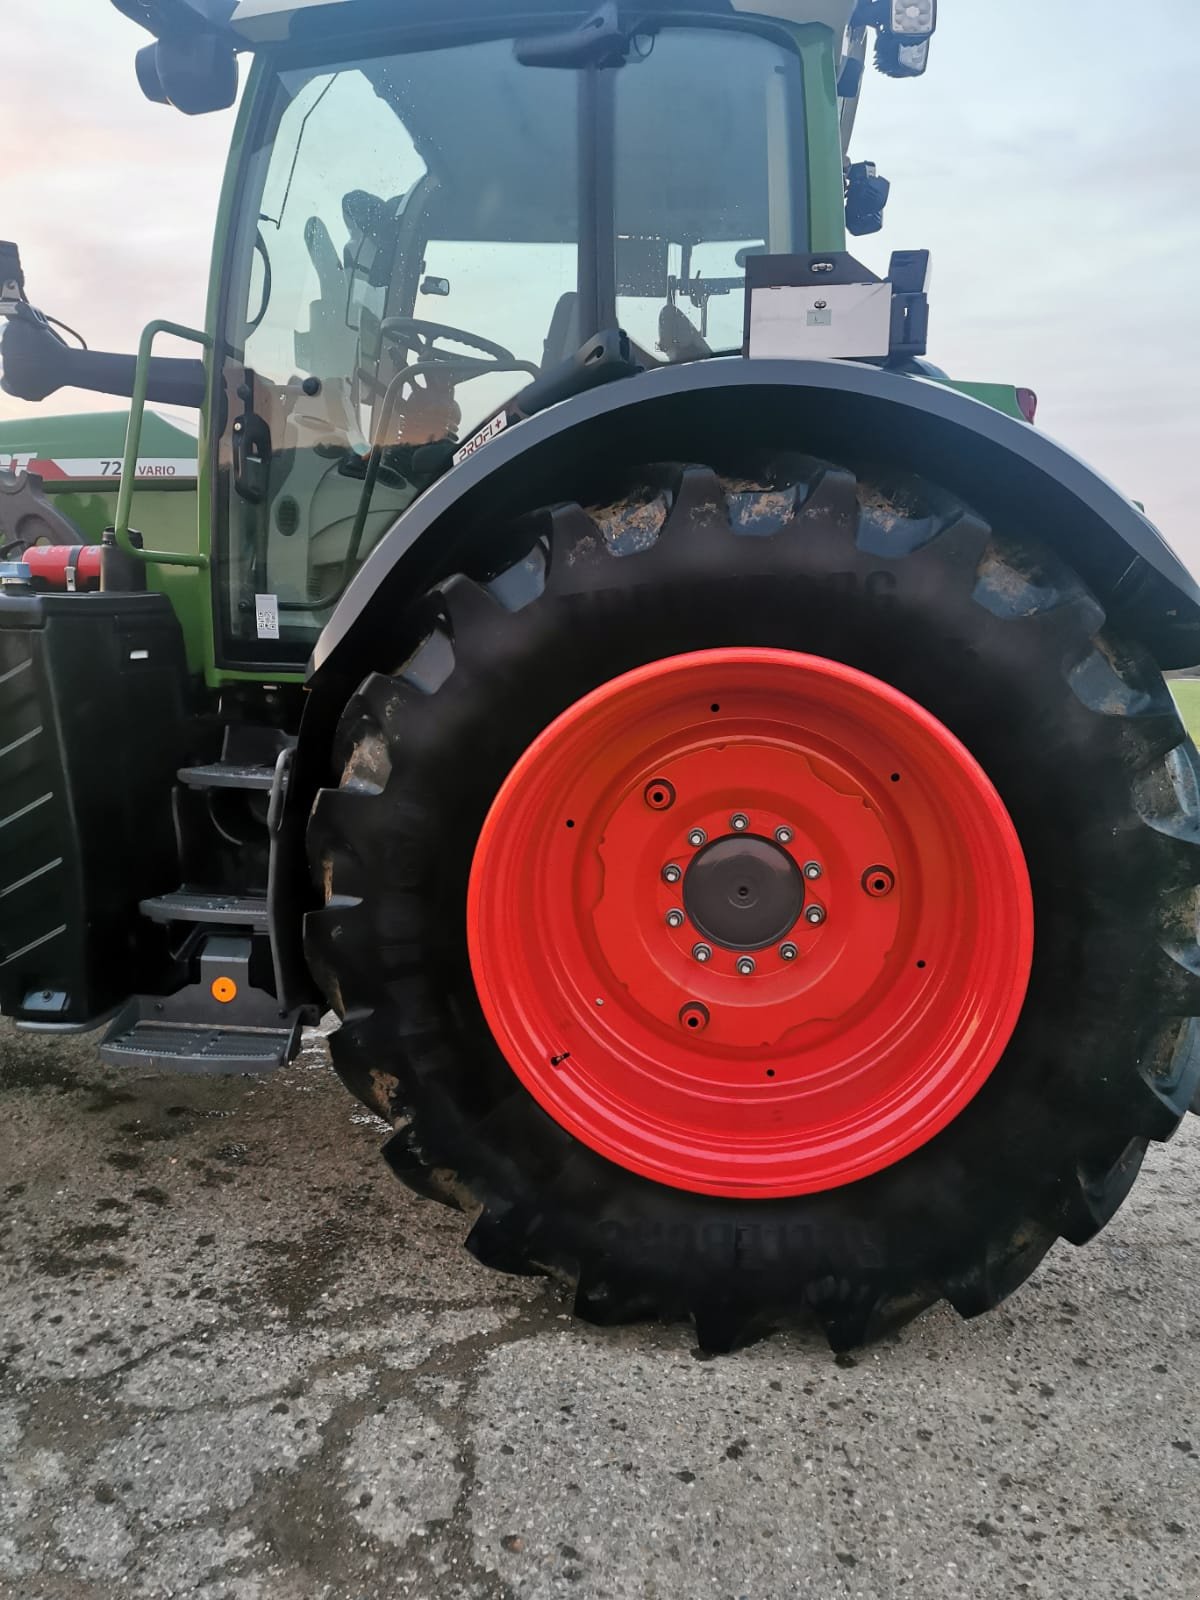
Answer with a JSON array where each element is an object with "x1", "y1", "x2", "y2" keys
[{"x1": 2, "y1": 0, "x2": 1198, "y2": 1352}]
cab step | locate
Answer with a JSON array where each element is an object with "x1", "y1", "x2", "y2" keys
[
  {"x1": 178, "y1": 760, "x2": 277, "y2": 792},
  {"x1": 99, "y1": 1012, "x2": 298, "y2": 1074},
  {"x1": 178, "y1": 726, "x2": 295, "y2": 797},
  {"x1": 98, "y1": 934, "x2": 302, "y2": 1075},
  {"x1": 140, "y1": 889, "x2": 269, "y2": 931}
]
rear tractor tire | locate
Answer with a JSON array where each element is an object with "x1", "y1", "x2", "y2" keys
[{"x1": 306, "y1": 452, "x2": 1200, "y2": 1352}]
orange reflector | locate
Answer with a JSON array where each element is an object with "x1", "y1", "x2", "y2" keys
[{"x1": 211, "y1": 976, "x2": 238, "y2": 1004}]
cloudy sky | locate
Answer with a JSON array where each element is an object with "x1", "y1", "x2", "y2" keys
[{"x1": 3, "y1": 1, "x2": 1198, "y2": 564}]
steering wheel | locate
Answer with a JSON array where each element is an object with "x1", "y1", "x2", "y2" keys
[
  {"x1": 374, "y1": 317, "x2": 539, "y2": 449},
  {"x1": 378, "y1": 316, "x2": 528, "y2": 375}
]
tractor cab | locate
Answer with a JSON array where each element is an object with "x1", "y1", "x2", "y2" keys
[{"x1": 216, "y1": 6, "x2": 823, "y2": 663}]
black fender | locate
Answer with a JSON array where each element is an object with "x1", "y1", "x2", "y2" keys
[
  {"x1": 271, "y1": 359, "x2": 1199, "y2": 1011},
  {"x1": 311, "y1": 357, "x2": 1200, "y2": 684}
]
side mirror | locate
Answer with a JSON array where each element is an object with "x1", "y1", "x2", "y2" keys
[
  {"x1": 135, "y1": 33, "x2": 238, "y2": 115},
  {"x1": 845, "y1": 161, "x2": 891, "y2": 236}
]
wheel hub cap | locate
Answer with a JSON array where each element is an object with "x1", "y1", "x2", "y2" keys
[
  {"x1": 467, "y1": 648, "x2": 1034, "y2": 1199},
  {"x1": 683, "y1": 835, "x2": 804, "y2": 950}
]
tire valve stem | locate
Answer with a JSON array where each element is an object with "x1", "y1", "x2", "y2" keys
[
  {"x1": 805, "y1": 904, "x2": 827, "y2": 927},
  {"x1": 550, "y1": 1051, "x2": 572, "y2": 1067}
]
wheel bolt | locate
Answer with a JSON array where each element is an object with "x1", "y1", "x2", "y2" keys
[
  {"x1": 775, "y1": 826, "x2": 794, "y2": 845},
  {"x1": 736, "y1": 956, "x2": 756, "y2": 976},
  {"x1": 666, "y1": 909, "x2": 685, "y2": 929},
  {"x1": 803, "y1": 861, "x2": 823, "y2": 881},
  {"x1": 687, "y1": 828, "x2": 707, "y2": 849},
  {"x1": 692, "y1": 943, "x2": 713, "y2": 963},
  {"x1": 805, "y1": 904, "x2": 827, "y2": 926},
  {"x1": 662, "y1": 863, "x2": 682, "y2": 885},
  {"x1": 780, "y1": 943, "x2": 798, "y2": 961},
  {"x1": 730, "y1": 813, "x2": 750, "y2": 832}
]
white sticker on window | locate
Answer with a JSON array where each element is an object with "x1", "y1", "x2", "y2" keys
[{"x1": 255, "y1": 594, "x2": 280, "y2": 640}]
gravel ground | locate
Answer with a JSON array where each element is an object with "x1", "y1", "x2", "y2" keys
[{"x1": 1, "y1": 1021, "x2": 1197, "y2": 1600}]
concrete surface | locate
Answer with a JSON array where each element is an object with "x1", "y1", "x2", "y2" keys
[{"x1": 1, "y1": 1021, "x2": 1197, "y2": 1600}]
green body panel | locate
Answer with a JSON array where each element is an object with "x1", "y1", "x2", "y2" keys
[
  {"x1": 942, "y1": 380, "x2": 1028, "y2": 422},
  {"x1": 795, "y1": 25, "x2": 849, "y2": 252},
  {"x1": 0, "y1": 408, "x2": 197, "y2": 465}
]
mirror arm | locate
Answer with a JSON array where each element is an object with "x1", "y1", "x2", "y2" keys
[{"x1": 1, "y1": 302, "x2": 207, "y2": 408}]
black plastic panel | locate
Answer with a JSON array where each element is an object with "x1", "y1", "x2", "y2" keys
[{"x1": 0, "y1": 591, "x2": 187, "y2": 1025}]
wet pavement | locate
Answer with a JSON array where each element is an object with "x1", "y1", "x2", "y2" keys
[{"x1": 1, "y1": 1021, "x2": 1197, "y2": 1599}]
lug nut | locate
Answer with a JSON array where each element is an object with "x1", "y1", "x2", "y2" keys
[
  {"x1": 805, "y1": 904, "x2": 827, "y2": 927},
  {"x1": 692, "y1": 942, "x2": 713, "y2": 964},
  {"x1": 666, "y1": 909, "x2": 685, "y2": 929},
  {"x1": 775, "y1": 826, "x2": 794, "y2": 845},
  {"x1": 687, "y1": 828, "x2": 707, "y2": 849},
  {"x1": 662, "y1": 863, "x2": 682, "y2": 885},
  {"x1": 730, "y1": 813, "x2": 750, "y2": 832},
  {"x1": 780, "y1": 943, "x2": 798, "y2": 961},
  {"x1": 736, "y1": 956, "x2": 756, "y2": 976}
]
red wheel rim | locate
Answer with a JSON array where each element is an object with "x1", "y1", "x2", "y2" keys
[{"x1": 467, "y1": 649, "x2": 1033, "y2": 1198}]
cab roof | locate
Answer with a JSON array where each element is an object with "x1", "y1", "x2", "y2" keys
[{"x1": 228, "y1": 0, "x2": 856, "y2": 47}]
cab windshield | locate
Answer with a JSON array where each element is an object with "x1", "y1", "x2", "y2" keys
[{"x1": 218, "y1": 24, "x2": 806, "y2": 658}]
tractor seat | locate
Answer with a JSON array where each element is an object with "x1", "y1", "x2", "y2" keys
[{"x1": 541, "y1": 291, "x2": 581, "y2": 373}]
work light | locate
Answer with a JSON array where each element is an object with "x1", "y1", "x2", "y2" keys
[
  {"x1": 886, "y1": 38, "x2": 930, "y2": 74},
  {"x1": 890, "y1": 0, "x2": 936, "y2": 38}
]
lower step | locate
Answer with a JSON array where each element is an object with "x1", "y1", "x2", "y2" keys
[
  {"x1": 101, "y1": 992, "x2": 302, "y2": 1081},
  {"x1": 100, "y1": 1012, "x2": 300, "y2": 1075}
]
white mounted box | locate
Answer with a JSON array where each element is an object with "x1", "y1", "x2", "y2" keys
[{"x1": 747, "y1": 280, "x2": 894, "y2": 362}]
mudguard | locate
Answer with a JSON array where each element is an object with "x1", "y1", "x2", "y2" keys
[{"x1": 311, "y1": 358, "x2": 1200, "y2": 685}]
